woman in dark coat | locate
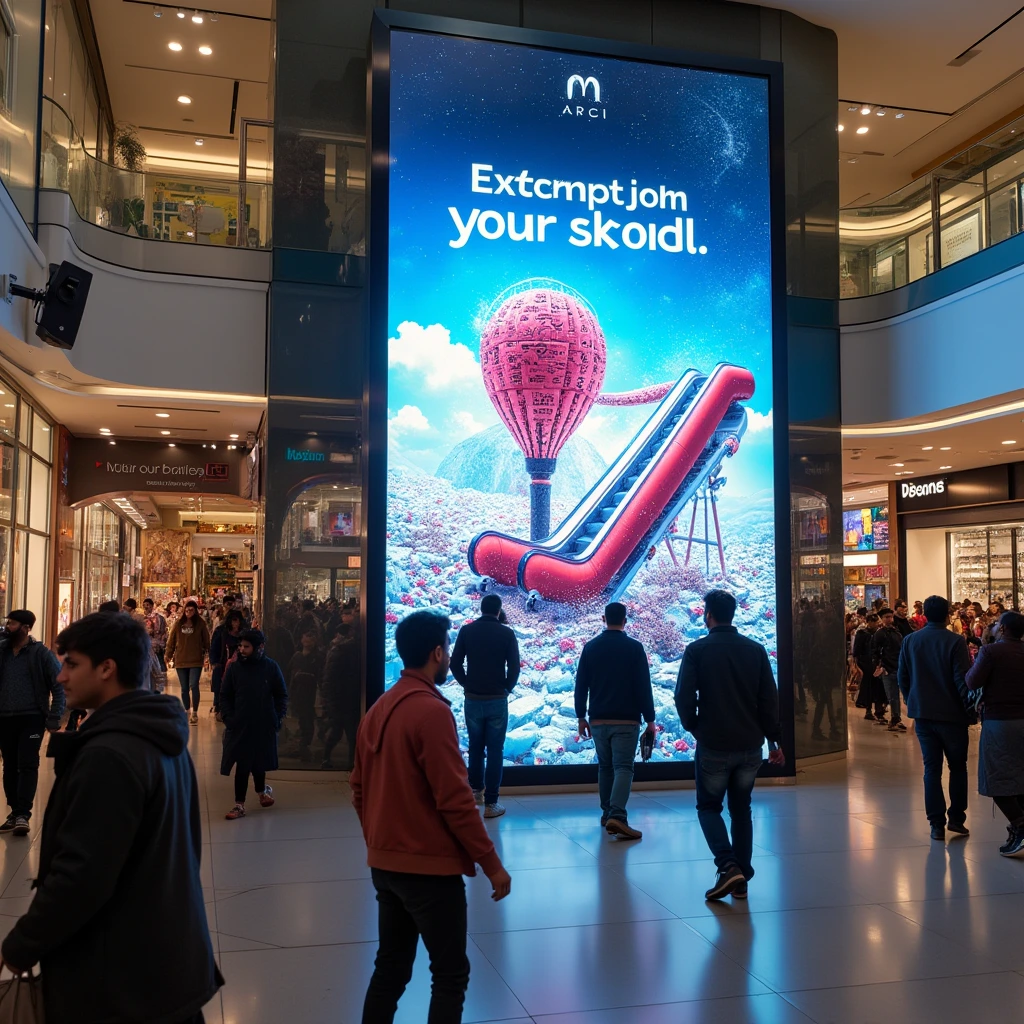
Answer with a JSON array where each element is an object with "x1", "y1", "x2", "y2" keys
[
  {"x1": 966, "y1": 610, "x2": 1024, "y2": 857},
  {"x1": 221, "y1": 628, "x2": 288, "y2": 820},
  {"x1": 209, "y1": 609, "x2": 246, "y2": 722}
]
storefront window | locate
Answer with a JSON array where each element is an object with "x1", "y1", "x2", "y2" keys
[
  {"x1": 0, "y1": 442, "x2": 12, "y2": 521},
  {"x1": 32, "y1": 415, "x2": 52, "y2": 460},
  {"x1": 29, "y1": 458, "x2": 50, "y2": 534}
]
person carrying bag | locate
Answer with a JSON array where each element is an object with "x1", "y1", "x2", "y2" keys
[{"x1": 0, "y1": 967, "x2": 43, "y2": 1024}]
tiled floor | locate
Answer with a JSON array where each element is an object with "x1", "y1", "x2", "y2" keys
[{"x1": 3, "y1": 707, "x2": 1024, "y2": 1022}]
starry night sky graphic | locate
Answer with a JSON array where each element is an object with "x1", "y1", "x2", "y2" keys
[{"x1": 387, "y1": 28, "x2": 776, "y2": 492}]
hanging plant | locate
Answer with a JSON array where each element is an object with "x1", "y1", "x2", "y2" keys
[{"x1": 113, "y1": 123, "x2": 147, "y2": 172}]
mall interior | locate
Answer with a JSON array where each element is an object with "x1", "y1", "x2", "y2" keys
[{"x1": 3, "y1": 0, "x2": 1024, "y2": 1021}]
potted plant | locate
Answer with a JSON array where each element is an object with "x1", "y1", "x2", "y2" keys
[{"x1": 107, "y1": 124, "x2": 147, "y2": 234}]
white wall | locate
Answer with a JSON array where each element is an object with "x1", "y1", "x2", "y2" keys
[
  {"x1": 0, "y1": 181, "x2": 47, "y2": 348},
  {"x1": 841, "y1": 262, "x2": 1024, "y2": 425},
  {"x1": 905, "y1": 527, "x2": 948, "y2": 604}
]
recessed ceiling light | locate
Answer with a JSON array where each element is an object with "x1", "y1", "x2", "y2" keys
[
  {"x1": 894, "y1": 472, "x2": 903, "y2": 476},
  {"x1": 891, "y1": 462, "x2": 904, "y2": 467},
  {"x1": 156, "y1": 412, "x2": 170, "y2": 418},
  {"x1": 3, "y1": 404, "x2": 12, "y2": 409},
  {"x1": 191, "y1": 11, "x2": 203, "y2": 23},
  {"x1": 161, "y1": 430, "x2": 171, "y2": 435},
  {"x1": 168, "y1": 443, "x2": 176, "y2": 447},
  {"x1": 195, "y1": 138, "x2": 204, "y2": 146},
  {"x1": 940, "y1": 465, "x2": 952, "y2": 469},
  {"x1": 921, "y1": 446, "x2": 933, "y2": 450},
  {"x1": 847, "y1": 104, "x2": 859, "y2": 111},
  {"x1": 99, "y1": 427, "x2": 111, "y2": 434},
  {"x1": 1002, "y1": 440, "x2": 1017, "y2": 445},
  {"x1": 861, "y1": 106, "x2": 871, "y2": 115},
  {"x1": 176, "y1": 7, "x2": 185, "y2": 16},
  {"x1": 198, "y1": 45, "x2": 212, "y2": 55},
  {"x1": 109, "y1": 440, "x2": 116, "y2": 445},
  {"x1": 895, "y1": 112, "x2": 905, "y2": 119},
  {"x1": 940, "y1": 446, "x2": 951, "y2": 450},
  {"x1": 229, "y1": 433, "x2": 239, "y2": 439},
  {"x1": 837, "y1": 124, "x2": 844, "y2": 132},
  {"x1": 168, "y1": 41, "x2": 182, "y2": 51},
  {"x1": 210, "y1": 12, "x2": 218, "y2": 21},
  {"x1": 847, "y1": 158, "x2": 858, "y2": 164},
  {"x1": 177, "y1": 95, "x2": 192, "y2": 104},
  {"x1": 856, "y1": 126, "x2": 869, "y2": 135},
  {"x1": 153, "y1": 5, "x2": 162, "y2": 16},
  {"x1": 875, "y1": 109, "x2": 886, "y2": 116}
]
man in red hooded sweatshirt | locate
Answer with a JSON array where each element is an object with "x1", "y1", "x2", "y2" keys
[{"x1": 352, "y1": 609, "x2": 512, "y2": 1024}]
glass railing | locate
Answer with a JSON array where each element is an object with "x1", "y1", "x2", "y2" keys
[
  {"x1": 39, "y1": 98, "x2": 272, "y2": 249},
  {"x1": 840, "y1": 112, "x2": 1024, "y2": 297}
]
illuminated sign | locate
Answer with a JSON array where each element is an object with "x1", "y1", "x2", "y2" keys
[
  {"x1": 372, "y1": 17, "x2": 784, "y2": 773},
  {"x1": 901, "y1": 479, "x2": 945, "y2": 499},
  {"x1": 285, "y1": 447, "x2": 325, "y2": 463}
]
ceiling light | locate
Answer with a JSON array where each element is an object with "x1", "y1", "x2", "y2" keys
[
  {"x1": 109, "y1": 440, "x2": 116, "y2": 445},
  {"x1": 861, "y1": 106, "x2": 871, "y2": 115},
  {"x1": 875, "y1": 109, "x2": 886, "y2": 116},
  {"x1": 176, "y1": 7, "x2": 185, "y2": 16},
  {"x1": 229, "y1": 433, "x2": 239, "y2": 439},
  {"x1": 161, "y1": 430, "x2": 171, "y2": 435},
  {"x1": 153, "y1": 6, "x2": 162, "y2": 16},
  {"x1": 168, "y1": 443, "x2": 176, "y2": 448},
  {"x1": 940, "y1": 446, "x2": 951, "y2": 450},
  {"x1": 847, "y1": 105, "x2": 859, "y2": 112},
  {"x1": 856, "y1": 126, "x2": 869, "y2": 135},
  {"x1": 210, "y1": 443, "x2": 216, "y2": 449},
  {"x1": 847, "y1": 158, "x2": 857, "y2": 164},
  {"x1": 198, "y1": 45, "x2": 212, "y2": 55},
  {"x1": 940, "y1": 465, "x2": 952, "y2": 470},
  {"x1": 195, "y1": 138, "x2": 204, "y2": 146},
  {"x1": 837, "y1": 124, "x2": 844, "y2": 132},
  {"x1": 894, "y1": 472, "x2": 903, "y2": 476},
  {"x1": 891, "y1": 462, "x2": 904, "y2": 467},
  {"x1": 156, "y1": 412, "x2": 170, "y2": 418},
  {"x1": 921, "y1": 446, "x2": 933, "y2": 451},
  {"x1": 177, "y1": 95, "x2": 192, "y2": 104},
  {"x1": 210, "y1": 12, "x2": 218, "y2": 21},
  {"x1": 3, "y1": 404, "x2": 13, "y2": 409},
  {"x1": 1002, "y1": 440, "x2": 1017, "y2": 445},
  {"x1": 99, "y1": 428, "x2": 111, "y2": 434},
  {"x1": 168, "y1": 41, "x2": 182, "y2": 51},
  {"x1": 192, "y1": 11, "x2": 203, "y2": 22},
  {"x1": 895, "y1": 112, "x2": 905, "y2": 119}
]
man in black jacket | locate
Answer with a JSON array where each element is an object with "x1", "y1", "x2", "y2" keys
[
  {"x1": 675, "y1": 589, "x2": 783, "y2": 901},
  {"x1": 897, "y1": 594, "x2": 973, "y2": 841},
  {"x1": 450, "y1": 594, "x2": 520, "y2": 818},
  {"x1": 871, "y1": 608, "x2": 907, "y2": 732},
  {"x1": 574, "y1": 602, "x2": 655, "y2": 841},
  {"x1": 0, "y1": 612, "x2": 221, "y2": 1024},
  {"x1": 0, "y1": 609, "x2": 65, "y2": 837}
]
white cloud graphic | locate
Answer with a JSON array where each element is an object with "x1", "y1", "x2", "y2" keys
[
  {"x1": 388, "y1": 321, "x2": 480, "y2": 389},
  {"x1": 450, "y1": 410, "x2": 488, "y2": 438},
  {"x1": 745, "y1": 409, "x2": 773, "y2": 433},
  {"x1": 389, "y1": 405, "x2": 430, "y2": 434}
]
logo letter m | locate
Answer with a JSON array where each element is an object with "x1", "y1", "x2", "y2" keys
[{"x1": 567, "y1": 75, "x2": 600, "y2": 102}]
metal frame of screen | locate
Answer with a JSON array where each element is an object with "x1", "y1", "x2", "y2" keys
[{"x1": 365, "y1": 9, "x2": 794, "y2": 783}]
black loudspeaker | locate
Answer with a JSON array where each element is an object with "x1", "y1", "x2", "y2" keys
[{"x1": 34, "y1": 262, "x2": 93, "y2": 350}]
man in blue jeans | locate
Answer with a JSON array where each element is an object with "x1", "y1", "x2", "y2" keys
[
  {"x1": 575, "y1": 602, "x2": 655, "y2": 840},
  {"x1": 897, "y1": 594, "x2": 973, "y2": 841},
  {"x1": 450, "y1": 594, "x2": 520, "y2": 818},
  {"x1": 676, "y1": 589, "x2": 784, "y2": 900}
]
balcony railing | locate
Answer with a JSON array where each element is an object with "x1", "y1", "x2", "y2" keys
[
  {"x1": 840, "y1": 113, "x2": 1024, "y2": 297},
  {"x1": 39, "y1": 98, "x2": 271, "y2": 249}
]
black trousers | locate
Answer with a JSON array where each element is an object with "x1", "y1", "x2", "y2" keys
[
  {"x1": 994, "y1": 794, "x2": 1024, "y2": 825},
  {"x1": 0, "y1": 714, "x2": 46, "y2": 818},
  {"x1": 234, "y1": 766, "x2": 266, "y2": 804},
  {"x1": 363, "y1": 869, "x2": 469, "y2": 1024},
  {"x1": 323, "y1": 710, "x2": 359, "y2": 766}
]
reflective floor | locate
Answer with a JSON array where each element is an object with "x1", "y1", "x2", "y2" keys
[{"x1": 3, "y1": 707, "x2": 1024, "y2": 1023}]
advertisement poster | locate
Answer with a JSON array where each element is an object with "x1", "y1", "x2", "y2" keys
[
  {"x1": 843, "y1": 506, "x2": 888, "y2": 551},
  {"x1": 384, "y1": 29, "x2": 777, "y2": 765}
]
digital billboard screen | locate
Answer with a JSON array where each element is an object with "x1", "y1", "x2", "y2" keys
[{"x1": 378, "y1": 23, "x2": 780, "y2": 768}]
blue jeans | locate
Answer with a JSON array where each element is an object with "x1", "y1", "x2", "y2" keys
[
  {"x1": 695, "y1": 745, "x2": 764, "y2": 879},
  {"x1": 882, "y1": 673, "x2": 902, "y2": 723},
  {"x1": 591, "y1": 724, "x2": 640, "y2": 824},
  {"x1": 465, "y1": 698, "x2": 508, "y2": 805},
  {"x1": 914, "y1": 718, "x2": 969, "y2": 828},
  {"x1": 176, "y1": 666, "x2": 202, "y2": 712}
]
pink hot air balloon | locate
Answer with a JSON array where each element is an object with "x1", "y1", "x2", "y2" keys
[{"x1": 480, "y1": 283, "x2": 606, "y2": 540}]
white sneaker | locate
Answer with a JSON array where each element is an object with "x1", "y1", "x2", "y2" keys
[
  {"x1": 484, "y1": 802, "x2": 506, "y2": 818},
  {"x1": 472, "y1": 789, "x2": 485, "y2": 806}
]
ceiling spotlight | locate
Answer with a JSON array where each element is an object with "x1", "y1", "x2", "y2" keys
[
  {"x1": 847, "y1": 105, "x2": 859, "y2": 111},
  {"x1": 168, "y1": 443, "x2": 176, "y2": 448},
  {"x1": 876, "y1": 109, "x2": 886, "y2": 116},
  {"x1": 99, "y1": 428, "x2": 111, "y2": 434},
  {"x1": 109, "y1": 440, "x2": 116, "y2": 445},
  {"x1": 894, "y1": 472, "x2": 903, "y2": 476},
  {"x1": 153, "y1": 5, "x2": 162, "y2": 16},
  {"x1": 847, "y1": 158, "x2": 858, "y2": 164},
  {"x1": 940, "y1": 446, "x2": 952, "y2": 451},
  {"x1": 856, "y1": 126, "x2": 869, "y2": 135},
  {"x1": 921, "y1": 446, "x2": 933, "y2": 451},
  {"x1": 156, "y1": 412, "x2": 170, "y2": 418},
  {"x1": 891, "y1": 462, "x2": 904, "y2": 467},
  {"x1": 1002, "y1": 440, "x2": 1017, "y2": 445},
  {"x1": 198, "y1": 45, "x2": 212, "y2": 55},
  {"x1": 195, "y1": 138, "x2": 204, "y2": 146},
  {"x1": 837, "y1": 124, "x2": 844, "y2": 132},
  {"x1": 895, "y1": 112, "x2": 905, "y2": 119},
  {"x1": 161, "y1": 430, "x2": 171, "y2": 436},
  {"x1": 168, "y1": 41, "x2": 182, "y2": 51},
  {"x1": 940, "y1": 465, "x2": 952, "y2": 469},
  {"x1": 210, "y1": 11, "x2": 218, "y2": 21},
  {"x1": 176, "y1": 7, "x2": 185, "y2": 16},
  {"x1": 192, "y1": 10, "x2": 203, "y2": 23},
  {"x1": 177, "y1": 95, "x2": 192, "y2": 104},
  {"x1": 861, "y1": 106, "x2": 871, "y2": 115},
  {"x1": 229, "y1": 433, "x2": 239, "y2": 439}
]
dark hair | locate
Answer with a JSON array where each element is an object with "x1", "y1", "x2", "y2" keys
[
  {"x1": 143, "y1": 597, "x2": 154, "y2": 607},
  {"x1": 395, "y1": 610, "x2": 450, "y2": 669},
  {"x1": 240, "y1": 628, "x2": 265, "y2": 647},
  {"x1": 604, "y1": 602, "x2": 627, "y2": 627},
  {"x1": 704, "y1": 589, "x2": 737, "y2": 625},
  {"x1": 300, "y1": 626, "x2": 319, "y2": 640},
  {"x1": 302, "y1": 599, "x2": 316, "y2": 612},
  {"x1": 894, "y1": 599, "x2": 907, "y2": 610},
  {"x1": 866, "y1": 612, "x2": 880, "y2": 624},
  {"x1": 923, "y1": 595, "x2": 949, "y2": 623},
  {"x1": 6, "y1": 609, "x2": 35, "y2": 628},
  {"x1": 124, "y1": 598, "x2": 138, "y2": 610},
  {"x1": 480, "y1": 594, "x2": 502, "y2": 616},
  {"x1": 166, "y1": 601, "x2": 181, "y2": 613},
  {"x1": 857, "y1": 607, "x2": 867, "y2": 616},
  {"x1": 57, "y1": 612, "x2": 150, "y2": 689},
  {"x1": 98, "y1": 600, "x2": 121, "y2": 614},
  {"x1": 184, "y1": 600, "x2": 199, "y2": 612},
  {"x1": 1000, "y1": 610, "x2": 1024, "y2": 640},
  {"x1": 223, "y1": 594, "x2": 235, "y2": 604},
  {"x1": 878, "y1": 607, "x2": 893, "y2": 618},
  {"x1": 225, "y1": 609, "x2": 246, "y2": 631}
]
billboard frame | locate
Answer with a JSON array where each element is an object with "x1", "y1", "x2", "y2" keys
[{"x1": 365, "y1": 9, "x2": 794, "y2": 782}]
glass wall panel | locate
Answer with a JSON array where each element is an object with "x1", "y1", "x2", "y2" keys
[
  {"x1": 32, "y1": 413, "x2": 52, "y2": 460},
  {"x1": 25, "y1": 533, "x2": 47, "y2": 633},
  {"x1": 29, "y1": 458, "x2": 50, "y2": 533},
  {"x1": 10, "y1": 530, "x2": 26, "y2": 609},
  {"x1": 15, "y1": 452, "x2": 27, "y2": 525},
  {"x1": 0, "y1": 528, "x2": 9, "y2": 618}
]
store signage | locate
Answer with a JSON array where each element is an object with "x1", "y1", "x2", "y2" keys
[
  {"x1": 285, "y1": 447, "x2": 325, "y2": 463},
  {"x1": 373, "y1": 18, "x2": 782, "y2": 773},
  {"x1": 901, "y1": 478, "x2": 945, "y2": 499},
  {"x1": 69, "y1": 439, "x2": 243, "y2": 505},
  {"x1": 896, "y1": 464, "x2": 1011, "y2": 514}
]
